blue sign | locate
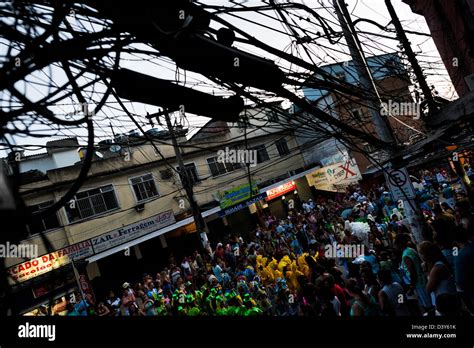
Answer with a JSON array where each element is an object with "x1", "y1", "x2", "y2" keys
[
  {"x1": 218, "y1": 193, "x2": 267, "y2": 217},
  {"x1": 219, "y1": 181, "x2": 258, "y2": 209}
]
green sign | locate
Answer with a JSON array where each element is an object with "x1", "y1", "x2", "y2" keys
[{"x1": 218, "y1": 182, "x2": 258, "y2": 209}]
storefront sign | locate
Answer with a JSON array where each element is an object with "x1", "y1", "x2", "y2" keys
[
  {"x1": 327, "y1": 159, "x2": 361, "y2": 184},
  {"x1": 306, "y1": 159, "x2": 361, "y2": 192},
  {"x1": 79, "y1": 273, "x2": 95, "y2": 304},
  {"x1": 218, "y1": 192, "x2": 267, "y2": 217},
  {"x1": 91, "y1": 210, "x2": 175, "y2": 253},
  {"x1": 7, "y1": 241, "x2": 93, "y2": 285},
  {"x1": 218, "y1": 182, "x2": 258, "y2": 209},
  {"x1": 265, "y1": 181, "x2": 296, "y2": 201},
  {"x1": 306, "y1": 168, "x2": 334, "y2": 191}
]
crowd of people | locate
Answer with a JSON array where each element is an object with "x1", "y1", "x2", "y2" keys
[{"x1": 66, "y1": 166, "x2": 474, "y2": 317}]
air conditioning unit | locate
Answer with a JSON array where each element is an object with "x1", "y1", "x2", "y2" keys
[{"x1": 135, "y1": 203, "x2": 145, "y2": 212}]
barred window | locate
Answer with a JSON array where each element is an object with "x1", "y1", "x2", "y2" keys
[
  {"x1": 207, "y1": 157, "x2": 242, "y2": 177},
  {"x1": 275, "y1": 138, "x2": 290, "y2": 156},
  {"x1": 66, "y1": 185, "x2": 119, "y2": 223},
  {"x1": 350, "y1": 108, "x2": 363, "y2": 121},
  {"x1": 176, "y1": 163, "x2": 200, "y2": 185},
  {"x1": 27, "y1": 201, "x2": 60, "y2": 234},
  {"x1": 130, "y1": 174, "x2": 159, "y2": 202},
  {"x1": 251, "y1": 144, "x2": 270, "y2": 163}
]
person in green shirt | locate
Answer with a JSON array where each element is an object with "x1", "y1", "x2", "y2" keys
[
  {"x1": 177, "y1": 305, "x2": 187, "y2": 315},
  {"x1": 154, "y1": 294, "x2": 168, "y2": 316},
  {"x1": 395, "y1": 233, "x2": 433, "y2": 313},
  {"x1": 184, "y1": 294, "x2": 201, "y2": 316},
  {"x1": 242, "y1": 293, "x2": 263, "y2": 316}
]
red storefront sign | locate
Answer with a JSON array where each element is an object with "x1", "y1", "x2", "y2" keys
[
  {"x1": 7, "y1": 240, "x2": 94, "y2": 285},
  {"x1": 265, "y1": 181, "x2": 296, "y2": 201},
  {"x1": 78, "y1": 273, "x2": 95, "y2": 304}
]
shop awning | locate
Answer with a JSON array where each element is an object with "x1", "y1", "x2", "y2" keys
[
  {"x1": 87, "y1": 164, "x2": 322, "y2": 263},
  {"x1": 86, "y1": 205, "x2": 221, "y2": 263}
]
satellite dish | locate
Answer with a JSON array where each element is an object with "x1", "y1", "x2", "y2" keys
[{"x1": 110, "y1": 144, "x2": 121, "y2": 153}]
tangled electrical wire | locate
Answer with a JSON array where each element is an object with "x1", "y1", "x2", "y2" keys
[{"x1": 0, "y1": 0, "x2": 454, "y2": 315}]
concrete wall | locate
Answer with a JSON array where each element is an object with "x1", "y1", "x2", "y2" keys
[
  {"x1": 52, "y1": 150, "x2": 80, "y2": 169},
  {"x1": 19, "y1": 157, "x2": 55, "y2": 174},
  {"x1": 299, "y1": 57, "x2": 421, "y2": 174},
  {"x1": 403, "y1": 0, "x2": 474, "y2": 97},
  {"x1": 19, "y1": 150, "x2": 80, "y2": 174},
  {"x1": 18, "y1": 131, "x2": 306, "y2": 254}
]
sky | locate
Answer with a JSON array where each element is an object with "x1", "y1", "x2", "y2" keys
[{"x1": 0, "y1": 0, "x2": 456, "y2": 157}]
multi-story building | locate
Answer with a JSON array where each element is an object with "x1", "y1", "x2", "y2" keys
[
  {"x1": 298, "y1": 53, "x2": 424, "y2": 173},
  {"x1": 403, "y1": 0, "x2": 474, "y2": 97},
  {"x1": 4, "y1": 105, "x2": 322, "y2": 314},
  {"x1": 9, "y1": 138, "x2": 82, "y2": 174}
]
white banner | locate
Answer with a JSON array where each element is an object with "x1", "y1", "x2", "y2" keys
[
  {"x1": 91, "y1": 210, "x2": 175, "y2": 253},
  {"x1": 306, "y1": 158, "x2": 362, "y2": 192},
  {"x1": 306, "y1": 168, "x2": 335, "y2": 192}
]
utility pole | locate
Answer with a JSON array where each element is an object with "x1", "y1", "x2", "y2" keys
[
  {"x1": 384, "y1": 0, "x2": 437, "y2": 114},
  {"x1": 334, "y1": 0, "x2": 396, "y2": 152},
  {"x1": 243, "y1": 112, "x2": 266, "y2": 228},
  {"x1": 243, "y1": 112, "x2": 254, "y2": 194},
  {"x1": 163, "y1": 110, "x2": 210, "y2": 251},
  {"x1": 334, "y1": 0, "x2": 425, "y2": 243}
]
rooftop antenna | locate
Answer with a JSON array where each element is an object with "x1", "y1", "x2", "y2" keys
[
  {"x1": 147, "y1": 112, "x2": 154, "y2": 127},
  {"x1": 109, "y1": 122, "x2": 116, "y2": 138},
  {"x1": 156, "y1": 108, "x2": 163, "y2": 127}
]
